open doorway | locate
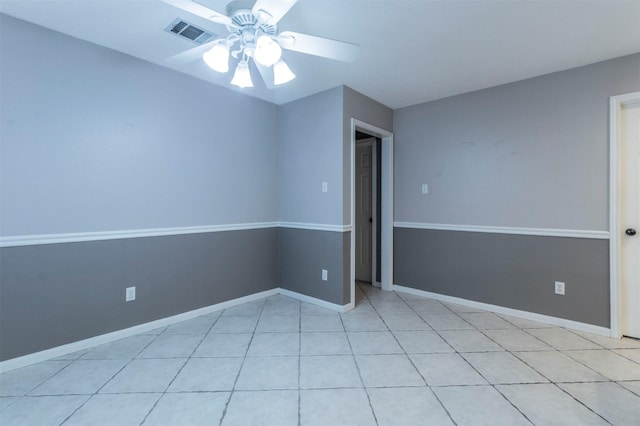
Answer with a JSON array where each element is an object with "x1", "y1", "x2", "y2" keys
[
  {"x1": 350, "y1": 119, "x2": 394, "y2": 308},
  {"x1": 354, "y1": 133, "x2": 379, "y2": 287}
]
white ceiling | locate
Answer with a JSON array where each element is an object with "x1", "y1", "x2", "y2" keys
[{"x1": 1, "y1": 0, "x2": 639, "y2": 109}]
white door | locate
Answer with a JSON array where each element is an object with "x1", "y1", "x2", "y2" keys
[
  {"x1": 621, "y1": 102, "x2": 640, "y2": 339},
  {"x1": 355, "y1": 142, "x2": 373, "y2": 282}
]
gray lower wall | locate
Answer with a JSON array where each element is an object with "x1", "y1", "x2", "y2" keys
[
  {"x1": 278, "y1": 228, "x2": 350, "y2": 305},
  {"x1": 394, "y1": 227, "x2": 610, "y2": 327},
  {"x1": 0, "y1": 228, "x2": 277, "y2": 361}
]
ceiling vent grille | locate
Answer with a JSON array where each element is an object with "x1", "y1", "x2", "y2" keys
[{"x1": 165, "y1": 18, "x2": 215, "y2": 44}]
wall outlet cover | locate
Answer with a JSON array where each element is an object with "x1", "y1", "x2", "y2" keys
[
  {"x1": 126, "y1": 286, "x2": 136, "y2": 302},
  {"x1": 554, "y1": 281, "x2": 565, "y2": 295},
  {"x1": 321, "y1": 269, "x2": 328, "y2": 281}
]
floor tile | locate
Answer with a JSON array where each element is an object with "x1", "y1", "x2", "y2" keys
[
  {"x1": 262, "y1": 300, "x2": 301, "y2": 316},
  {"x1": 222, "y1": 300, "x2": 264, "y2": 316},
  {"x1": 52, "y1": 350, "x2": 86, "y2": 361},
  {"x1": 356, "y1": 354, "x2": 425, "y2": 387},
  {"x1": 459, "y1": 312, "x2": 516, "y2": 329},
  {"x1": 300, "y1": 388, "x2": 376, "y2": 426},
  {"x1": 619, "y1": 381, "x2": 640, "y2": 396},
  {"x1": 167, "y1": 357, "x2": 243, "y2": 392},
  {"x1": 393, "y1": 330, "x2": 454, "y2": 354},
  {"x1": 463, "y1": 352, "x2": 548, "y2": 384},
  {"x1": 406, "y1": 300, "x2": 452, "y2": 314},
  {"x1": 497, "y1": 383, "x2": 608, "y2": 425},
  {"x1": 99, "y1": 358, "x2": 185, "y2": 393},
  {"x1": 419, "y1": 313, "x2": 474, "y2": 330},
  {"x1": 0, "y1": 397, "x2": 16, "y2": 411},
  {"x1": 410, "y1": 353, "x2": 487, "y2": 386},
  {"x1": 525, "y1": 328, "x2": 602, "y2": 350},
  {"x1": 136, "y1": 334, "x2": 204, "y2": 358},
  {"x1": 573, "y1": 331, "x2": 640, "y2": 349},
  {"x1": 560, "y1": 382, "x2": 640, "y2": 425},
  {"x1": 433, "y1": 385, "x2": 531, "y2": 426},
  {"x1": 222, "y1": 390, "x2": 298, "y2": 426},
  {"x1": 0, "y1": 395, "x2": 89, "y2": 426},
  {"x1": 142, "y1": 392, "x2": 229, "y2": 426},
  {"x1": 30, "y1": 359, "x2": 127, "y2": 395},
  {"x1": 343, "y1": 302, "x2": 377, "y2": 315},
  {"x1": 210, "y1": 316, "x2": 259, "y2": 333},
  {"x1": 347, "y1": 331, "x2": 403, "y2": 354},
  {"x1": 301, "y1": 314, "x2": 343, "y2": 332},
  {"x1": 300, "y1": 332, "x2": 351, "y2": 355},
  {"x1": 341, "y1": 314, "x2": 388, "y2": 331},
  {"x1": 256, "y1": 314, "x2": 301, "y2": 332},
  {"x1": 565, "y1": 349, "x2": 640, "y2": 380},
  {"x1": 497, "y1": 314, "x2": 555, "y2": 329},
  {"x1": 163, "y1": 316, "x2": 217, "y2": 334},
  {"x1": 0, "y1": 361, "x2": 70, "y2": 396},
  {"x1": 482, "y1": 329, "x2": 553, "y2": 351},
  {"x1": 368, "y1": 387, "x2": 454, "y2": 426},
  {"x1": 301, "y1": 303, "x2": 337, "y2": 315},
  {"x1": 300, "y1": 355, "x2": 362, "y2": 389},
  {"x1": 443, "y1": 302, "x2": 488, "y2": 314},
  {"x1": 396, "y1": 291, "x2": 431, "y2": 301},
  {"x1": 81, "y1": 335, "x2": 156, "y2": 359},
  {"x1": 615, "y1": 348, "x2": 640, "y2": 363},
  {"x1": 370, "y1": 301, "x2": 415, "y2": 315},
  {"x1": 513, "y1": 351, "x2": 607, "y2": 382},
  {"x1": 63, "y1": 393, "x2": 160, "y2": 426},
  {"x1": 191, "y1": 333, "x2": 252, "y2": 357},
  {"x1": 246, "y1": 332, "x2": 299, "y2": 356},
  {"x1": 378, "y1": 313, "x2": 431, "y2": 331},
  {"x1": 235, "y1": 356, "x2": 298, "y2": 390},
  {"x1": 439, "y1": 329, "x2": 504, "y2": 352}
]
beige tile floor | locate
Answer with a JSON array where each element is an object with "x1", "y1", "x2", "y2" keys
[{"x1": 1, "y1": 283, "x2": 640, "y2": 425}]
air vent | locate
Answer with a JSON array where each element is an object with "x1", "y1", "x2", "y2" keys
[{"x1": 165, "y1": 18, "x2": 216, "y2": 45}]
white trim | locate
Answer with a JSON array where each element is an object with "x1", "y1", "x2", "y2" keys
[
  {"x1": 277, "y1": 288, "x2": 351, "y2": 313},
  {"x1": 278, "y1": 222, "x2": 351, "y2": 232},
  {"x1": 350, "y1": 119, "x2": 394, "y2": 309},
  {"x1": 393, "y1": 285, "x2": 611, "y2": 337},
  {"x1": 0, "y1": 222, "x2": 354, "y2": 247},
  {"x1": 394, "y1": 222, "x2": 609, "y2": 240},
  {"x1": 0, "y1": 288, "x2": 279, "y2": 373},
  {"x1": 609, "y1": 91, "x2": 640, "y2": 339},
  {"x1": 0, "y1": 223, "x2": 279, "y2": 247}
]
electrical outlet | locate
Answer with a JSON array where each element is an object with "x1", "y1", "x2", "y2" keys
[
  {"x1": 554, "y1": 281, "x2": 565, "y2": 295},
  {"x1": 321, "y1": 269, "x2": 328, "y2": 281},
  {"x1": 126, "y1": 286, "x2": 136, "y2": 302},
  {"x1": 322, "y1": 182, "x2": 328, "y2": 193},
  {"x1": 421, "y1": 184, "x2": 429, "y2": 194}
]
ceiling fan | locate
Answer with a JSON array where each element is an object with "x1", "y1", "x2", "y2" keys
[{"x1": 162, "y1": 0, "x2": 359, "y2": 89}]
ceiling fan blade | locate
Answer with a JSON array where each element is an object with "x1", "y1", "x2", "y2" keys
[
  {"x1": 165, "y1": 40, "x2": 216, "y2": 66},
  {"x1": 278, "y1": 31, "x2": 359, "y2": 62},
  {"x1": 161, "y1": 0, "x2": 233, "y2": 27},
  {"x1": 252, "y1": 0, "x2": 297, "y2": 26},
  {"x1": 254, "y1": 61, "x2": 276, "y2": 89}
]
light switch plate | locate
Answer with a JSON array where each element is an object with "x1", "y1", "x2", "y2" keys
[
  {"x1": 322, "y1": 182, "x2": 328, "y2": 193},
  {"x1": 126, "y1": 286, "x2": 136, "y2": 302},
  {"x1": 421, "y1": 184, "x2": 429, "y2": 194}
]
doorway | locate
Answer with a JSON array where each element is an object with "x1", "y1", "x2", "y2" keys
[
  {"x1": 350, "y1": 119, "x2": 393, "y2": 308},
  {"x1": 355, "y1": 136, "x2": 376, "y2": 285},
  {"x1": 610, "y1": 91, "x2": 640, "y2": 339}
]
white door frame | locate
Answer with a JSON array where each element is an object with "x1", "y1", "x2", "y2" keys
[
  {"x1": 609, "y1": 90, "x2": 640, "y2": 338},
  {"x1": 350, "y1": 119, "x2": 394, "y2": 306}
]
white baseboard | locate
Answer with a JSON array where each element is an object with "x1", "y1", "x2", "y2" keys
[
  {"x1": 277, "y1": 288, "x2": 351, "y2": 313},
  {"x1": 393, "y1": 285, "x2": 612, "y2": 337},
  {"x1": 0, "y1": 288, "x2": 279, "y2": 373}
]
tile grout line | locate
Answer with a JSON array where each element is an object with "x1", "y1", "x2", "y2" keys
[
  {"x1": 218, "y1": 298, "x2": 268, "y2": 426},
  {"x1": 138, "y1": 313, "x2": 223, "y2": 426}
]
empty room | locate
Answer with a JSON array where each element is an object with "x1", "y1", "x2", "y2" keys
[{"x1": 1, "y1": 0, "x2": 640, "y2": 425}]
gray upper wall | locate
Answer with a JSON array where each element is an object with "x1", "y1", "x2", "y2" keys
[
  {"x1": 277, "y1": 87, "x2": 344, "y2": 225},
  {"x1": 393, "y1": 53, "x2": 640, "y2": 231},
  {"x1": 342, "y1": 87, "x2": 393, "y2": 224},
  {"x1": 0, "y1": 14, "x2": 279, "y2": 236}
]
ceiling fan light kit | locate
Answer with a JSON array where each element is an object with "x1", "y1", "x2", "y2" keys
[{"x1": 163, "y1": 0, "x2": 359, "y2": 90}]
